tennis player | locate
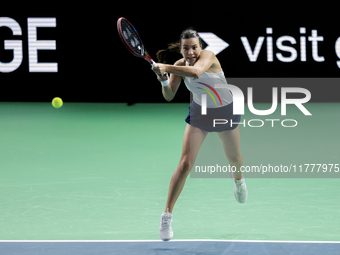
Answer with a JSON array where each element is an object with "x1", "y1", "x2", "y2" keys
[{"x1": 152, "y1": 29, "x2": 248, "y2": 241}]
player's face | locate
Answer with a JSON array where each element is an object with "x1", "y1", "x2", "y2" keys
[{"x1": 181, "y1": 38, "x2": 202, "y2": 65}]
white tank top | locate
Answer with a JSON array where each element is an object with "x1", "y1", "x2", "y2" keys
[{"x1": 183, "y1": 61, "x2": 233, "y2": 108}]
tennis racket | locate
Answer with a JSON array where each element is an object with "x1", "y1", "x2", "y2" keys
[{"x1": 117, "y1": 17, "x2": 158, "y2": 68}]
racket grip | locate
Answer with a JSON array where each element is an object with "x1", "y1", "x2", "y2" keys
[{"x1": 151, "y1": 60, "x2": 167, "y2": 82}]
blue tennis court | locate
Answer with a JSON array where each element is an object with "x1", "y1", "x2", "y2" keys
[{"x1": 1, "y1": 240, "x2": 340, "y2": 255}]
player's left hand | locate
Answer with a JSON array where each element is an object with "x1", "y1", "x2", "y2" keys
[
  {"x1": 156, "y1": 72, "x2": 168, "y2": 82},
  {"x1": 152, "y1": 63, "x2": 167, "y2": 75}
]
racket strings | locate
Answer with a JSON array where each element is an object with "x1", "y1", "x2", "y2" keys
[{"x1": 121, "y1": 20, "x2": 142, "y2": 55}]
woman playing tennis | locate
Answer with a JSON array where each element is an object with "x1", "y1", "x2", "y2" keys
[{"x1": 152, "y1": 29, "x2": 248, "y2": 241}]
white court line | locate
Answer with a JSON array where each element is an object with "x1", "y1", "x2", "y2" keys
[{"x1": 0, "y1": 240, "x2": 340, "y2": 243}]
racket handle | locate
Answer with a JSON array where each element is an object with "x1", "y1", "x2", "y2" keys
[{"x1": 151, "y1": 60, "x2": 168, "y2": 86}]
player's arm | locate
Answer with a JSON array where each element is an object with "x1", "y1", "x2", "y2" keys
[
  {"x1": 152, "y1": 50, "x2": 215, "y2": 78},
  {"x1": 156, "y1": 59, "x2": 184, "y2": 102}
]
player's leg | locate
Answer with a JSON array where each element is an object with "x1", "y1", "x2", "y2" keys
[
  {"x1": 159, "y1": 124, "x2": 208, "y2": 241},
  {"x1": 216, "y1": 126, "x2": 248, "y2": 203},
  {"x1": 165, "y1": 123, "x2": 208, "y2": 213},
  {"x1": 216, "y1": 126, "x2": 243, "y2": 179}
]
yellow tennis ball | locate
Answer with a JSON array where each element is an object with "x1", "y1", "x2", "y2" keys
[{"x1": 52, "y1": 97, "x2": 63, "y2": 108}]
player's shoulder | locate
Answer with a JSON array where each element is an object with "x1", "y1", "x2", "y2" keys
[
  {"x1": 174, "y1": 58, "x2": 186, "y2": 66},
  {"x1": 201, "y1": 50, "x2": 216, "y2": 58}
]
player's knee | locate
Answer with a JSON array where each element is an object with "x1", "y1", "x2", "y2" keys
[
  {"x1": 179, "y1": 155, "x2": 191, "y2": 175},
  {"x1": 227, "y1": 154, "x2": 243, "y2": 164}
]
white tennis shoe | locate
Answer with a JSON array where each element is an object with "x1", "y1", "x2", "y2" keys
[
  {"x1": 230, "y1": 171, "x2": 248, "y2": 203},
  {"x1": 159, "y1": 208, "x2": 173, "y2": 241}
]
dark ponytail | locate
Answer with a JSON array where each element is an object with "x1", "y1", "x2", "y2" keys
[
  {"x1": 156, "y1": 42, "x2": 181, "y2": 63},
  {"x1": 156, "y1": 28, "x2": 203, "y2": 64}
]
